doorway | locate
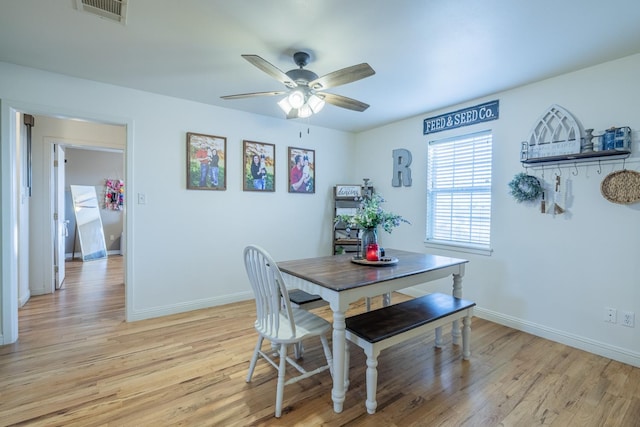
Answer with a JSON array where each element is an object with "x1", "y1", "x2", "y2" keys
[
  {"x1": 35, "y1": 120, "x2": 125, "y2": 297},
  {"x1": 0, "y1": 103, "x2": 131, "y2": 344}
]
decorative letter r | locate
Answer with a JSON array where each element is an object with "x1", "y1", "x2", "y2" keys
[{"x1": 392, "y1": 149, "x2": 412, "y2": 187}]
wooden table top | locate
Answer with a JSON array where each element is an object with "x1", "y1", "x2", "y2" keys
[{"x1": 278, "y1": 248, "x2": 468, "y2": 292}]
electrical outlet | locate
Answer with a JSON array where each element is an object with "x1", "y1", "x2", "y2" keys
[
  {"x1": 621, "y1": 311, "x2": 635, "y2": 328},
  {"x1": 604, "y1": 307, "x2": 617, "y2": 323}
]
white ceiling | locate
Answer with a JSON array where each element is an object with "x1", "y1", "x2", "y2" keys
[{"x1": 2, "y1": 0, "x2": 640, "y2": 133}]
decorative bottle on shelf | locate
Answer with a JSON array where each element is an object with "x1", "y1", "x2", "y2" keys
[
  {"x1": 581, "y1": 128, "x2": 594, "y2": 152},
  {"x1": 592, "y1": 131, "x2": 601, "y2": 152},
  {"x1": 603, "y1": 128, "x2": 616, "y2": 150}
]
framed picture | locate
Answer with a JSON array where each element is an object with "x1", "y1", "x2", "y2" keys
[
  {"x1": 243, "y1": 140, "x2": 275, "y2": 192},
  {"x1": 186, "y1": 132, "x2": 226, "y2": 190},
  {"x1": 288, "y1": 147, "x2": 315, "y2": 193}
]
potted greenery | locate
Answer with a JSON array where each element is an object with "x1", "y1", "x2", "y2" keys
[{"x1": 334, "y1": 194, "x2": 410, "y2": 251}]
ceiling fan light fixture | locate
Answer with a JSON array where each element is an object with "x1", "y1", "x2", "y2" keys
[
  {"x1": 288, "y1": 90, "x2": 305, "y2": 109},
  {"x1": 277, "y1": 97, "x2": 293, "y2": 114},
  {"x1": 298, "y1": 104, "x2": 313, "y2": 118},
  {"x1": 308, "y1": 94, "x2": 325, "y2": 113}
]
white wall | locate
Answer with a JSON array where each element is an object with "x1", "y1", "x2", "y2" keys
[
  {"x1": 0, "y1": 61, "x2": 356, "y2": 339},
  {"x1": 354, "y1": 53, "x2": 640, "y2": 366}
]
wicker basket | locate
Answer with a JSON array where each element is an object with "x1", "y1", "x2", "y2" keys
[{"x1": 600, "y1": 169, "x2": 640, "y2": 205}]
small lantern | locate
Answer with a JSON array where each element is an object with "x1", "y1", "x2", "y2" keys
[{"x1": 366, "y1": 243, "x2": 379, "y2": 261}]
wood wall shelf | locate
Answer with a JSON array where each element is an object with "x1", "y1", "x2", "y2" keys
[{"x1": 521, "y1": 149, "x2": 631, "y2": 166}]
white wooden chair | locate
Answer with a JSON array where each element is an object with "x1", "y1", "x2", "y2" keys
[
  {"x1": 288, "y1": 289, "x2": 328, "y2": 359},
  {"x1": 243, "y1": 245, "x2": 334, "y2": 418}
]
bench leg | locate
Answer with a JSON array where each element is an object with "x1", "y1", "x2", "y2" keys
[
  {"x1": 434, "y1": 326, "x2": 443, "y2": 348},
  {"x1": 294, "y1": 341, "x2": 304, "y2": 359},
  {"x1": 451, "y1": 273, "x2": 463, "y2": 345},
  {"x1": 382, "y1": 292, "x2": 391, "y2": 307},
  {"x1": 451, "y1": 319, "x2": 461, "y2": 345},
  {"x1": 462, "y1": 314, "x2": 472, "y2": 360},
  {"x1": 364, "y1": 347, "x2": 380, "y2": 414},
  {"x1": 365, "y1": 293, "x2": 392, "y2": 312}
]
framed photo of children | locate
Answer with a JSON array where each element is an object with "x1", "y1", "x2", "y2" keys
[
  {"x1": 288, "y1": 147, "x2": 315, "y2": 193},
  {"x1": 186, "y1": 132, "x2": 226, "y2": 190},
  {"x1": 243, "y1": 140, "x2": 275, "y2": 192}
]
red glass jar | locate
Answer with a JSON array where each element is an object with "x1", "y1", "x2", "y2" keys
[{"x1": 366, "y1": 243, "x2": 379, "y2": 261}]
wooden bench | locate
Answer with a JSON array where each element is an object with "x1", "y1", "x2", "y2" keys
[
  {"x1": 288, "y1": 289, "x2": 327, "y2": 310},
  {"x1": 345, "y1": 292, "x2": 475, "y2": 414}
]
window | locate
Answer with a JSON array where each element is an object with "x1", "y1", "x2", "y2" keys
[{"x1": 426, "y1": 130, "x2": 492, "y2": 253}]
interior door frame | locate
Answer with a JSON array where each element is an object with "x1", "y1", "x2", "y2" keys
[
  {"x1": 44, "y1": 139, "x2": 124, "y2": 293},
  {"x1": 54, "y1": 144, "x2": 66, "y2": 289},
  {"x1": 1, "y1": 98, "x2": 133, "y2": 344}
]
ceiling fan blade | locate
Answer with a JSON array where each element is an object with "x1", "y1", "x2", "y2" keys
[
  {"x1": 220, "y1": 90, "x2": 286, "y2": 100},
  {"x1": 318, "y1": 92, "x2": 370, "y2": 112},
  {"x1": 308, "y1": 63, "x2": 375, "y2": 91},
  {"x1": 241, "y1": 54, "x2": 297, "y2": 88}
]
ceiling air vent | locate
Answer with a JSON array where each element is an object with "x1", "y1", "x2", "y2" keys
[{"x1": 74, "y1": 0, "x2": 128, "y2": 24}]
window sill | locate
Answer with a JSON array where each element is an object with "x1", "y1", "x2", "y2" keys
[{"x1": 424, "y1": 240, "x2": 493, "y2": 256}]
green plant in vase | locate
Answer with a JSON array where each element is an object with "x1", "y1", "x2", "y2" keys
[{"x1": 334, "y1": 194, "x2": 410, "y2": 255}]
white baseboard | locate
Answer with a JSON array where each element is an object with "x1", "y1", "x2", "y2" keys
[
  {"x1": 18, "y1": 289, "x2": 31, "y2": 307},
  {"x1": 127, "y1": 291, "x2": 253, "y2": 322},
  {"x1": 476, "y1": 307, "x2": 640, "y2": 368},
  {"x1": 401, "y1": 287, "x2": 640, "y2": 368},
  {"x1": 29, "y1": 287, "x2": 49, "y2": 296}
]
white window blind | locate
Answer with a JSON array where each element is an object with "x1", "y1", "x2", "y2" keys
[{"x1": 427, "y1": 130, "x2": 492, "y2": 249}]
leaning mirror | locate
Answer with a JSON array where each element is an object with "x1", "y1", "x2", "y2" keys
[{"x1": 70, "y1": 185, "x2": 107, "y2": 261}]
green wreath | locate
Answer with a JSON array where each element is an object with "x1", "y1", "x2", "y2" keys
[{"x1": 508, "y1": 172, "x2": 543, "y2": 203}]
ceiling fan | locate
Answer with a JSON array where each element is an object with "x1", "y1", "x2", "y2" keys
[{"x1": 221, "y1": 51, "x2": 375, "y2": 119}]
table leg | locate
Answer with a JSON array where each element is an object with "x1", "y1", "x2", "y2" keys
[
  {"x1": 451, "y1": 272, "x2": 463, "y2": 345},
  {"x1": 331, "y1": 309, "x2": 346, "y2": 413}
]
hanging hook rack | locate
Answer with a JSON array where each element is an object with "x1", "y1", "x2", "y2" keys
[
  {"x1": 597, "y1": 160, "x2": 602, "y2": 175},
  {"x1": 572, "y1": 162, "x2": 578, "y2": 176}
]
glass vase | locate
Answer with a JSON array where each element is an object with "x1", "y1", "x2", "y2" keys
[{"x1": 361, "y1": 228, "x2": 378, "y2": 252}]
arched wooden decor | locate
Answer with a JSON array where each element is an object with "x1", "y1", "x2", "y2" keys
[{"x1": 525, "y1": 104, "x2": 582, "y2": 159}]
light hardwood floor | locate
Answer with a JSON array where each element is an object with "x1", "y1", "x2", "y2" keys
[{"x1": 1, "y1": 256, "x2": 639, "y2": 426}]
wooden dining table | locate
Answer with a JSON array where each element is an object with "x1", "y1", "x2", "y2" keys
[{"x1": 278, "y1": 248, "x2": 468, "y2": 413}]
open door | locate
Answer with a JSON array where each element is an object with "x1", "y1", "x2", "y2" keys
[{"x1": 54, "y1": 145, "x2": 67, "y2": 289}]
